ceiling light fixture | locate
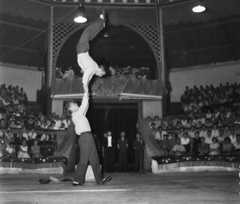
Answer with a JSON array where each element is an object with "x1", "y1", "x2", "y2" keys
[
  {"x1": 192, "y1": 1, "x2": 206, "y2": 13},
  {"x1": 74, "y1": 4, "x2": 87, "y2": 23}
]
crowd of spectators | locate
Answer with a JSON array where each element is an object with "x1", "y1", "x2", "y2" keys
[
  {"x1": 0, "y1": 83, "x2": 71, "y2": 159},
  {"x1": 180, "y1": 83, "x2": 240, "y2": 113},
  {"x1": 147, "y1": 83, "x2": 240, "y2": 157}
]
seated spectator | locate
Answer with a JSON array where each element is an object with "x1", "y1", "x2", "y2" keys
[
  {"x1": 167, "y1": 133, "x2": 178, "y2": 154},
  {"x1": 59, "y1": 123, "x2": 66, "y2": 130},
  {"x1": 233, "y1": 134, "x2": 240, "y2": 154},
  {"x1": 22, "y1": 127, "x2": 29, "y2": 141},
  {"x1": 62, "y1": 116, "x2": 71, "y2": 129},
  {"x1": 206, "y1": 110, "x2": 212, "y2": 119},
  {"x1": 155, "y1": 126, "x2": 167, "y2": 144},
  {"x1": 159, "y1": 134, "x2": 169, "y2": 156},
  {"x1": 28, "y1": 128, "x2": 38, "y2": 141},
  {"x1": 9, "y1": 120, "x2": 22, "y2": 129},
  {"x1": 217, "y1": 129, "x2": 225, "y2": 144},
  {"x1": 6, "y1": 142, "x2": 16, "y2": 158},
  {"x1": 48, "y1": 121, "x2": 58, "y2": 130},
  {"x1": 49, "y1": 131, "x2": 56, "y2": 142},
  {"x1": 4, "y1": 130, "x2": 14, "y2": 146},
  {"x1": 205, "y1": 119, "x2": 212, "y2": 128},
  {"x1": 205, "y1": 130, "x2": 213, "y2": 145},
  {"x1": 54, "y1": 115, "x2": 62, "y2": 129},
  {"x1": 181, "y1": 116, "x2": 188, "y2": 127},
  {"x1": 221, "y1": 137, "x2": 233, "y2": 155},
  {"x1": 188, "y1": 126, "x2": 196, "y2": 138},
  {"x1": 211, "y1": 124, "x2": 220, "y2": 138},
  {"x1": 172, "y1": 138, "x2": 186, "y2": 156},
  {"x1": 216, "y1": 119, "x2": 224, "y2": 128},
  {"x1": 235, "y1": 124, "x2": 240, "y2": 134},
  {"x1": 199, "y1": 125, "x2": 208, "y2": 138},
  {"x1": 175, "y1": 121, "x2": 183, "y2": 129},
  {"x1": 31, "y1": 140, "x2": 42, "y2": 158},
  {"x1": 188, "y1": 138, "x2": 198, "y2": 155},
  {"x1": 26, "y1": 117, "x2": 35, "y2": 129},
  {"x1": 15, "y1": 131, "x2": 24, "y2": 147},
  {"x1": 40, "y1": 131, "x2": 49, "y2": 141},
  {"x1": 194, "y1": 131, "x2": 201, "y2": 144},
  {"x1": 198, "y1": 137, "x2": 209, "y2": 155},
  {"x1": 209, "y1": 138, "x2": 220, "y2": 155},
  {"x1": 0, "y1": 118, "x2": 6, "y2": 128},
  {"x1": 161, "y1": 115, "x2": 168, "y2": 128},
  {"x1": 0, "y1": 140, "x2": 6, "y2": 158},
  {"x1": 178, "y1": 127, "x2": 185, "y2": 138},
  {"x1": 62, "y1": 66, "x2": 75, "y2": 81},
  {"x1": 223, "y1": 125, "x2": 231, "y2": 137},
  {"x1": 180, "y1": 133, "x2": 190, "y2": 153},
  {"x1": 229, "y1": 129, "x2": 237, "y2": 144},
  {"x1": 40, "y1": 121, "x2": 49, "y2": 129},
  {"x1": 18, "y1": 138, "x2": 30, "y2": 158}
]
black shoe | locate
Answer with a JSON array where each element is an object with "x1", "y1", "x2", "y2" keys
[
  {"x1": 99, "y1": 176, "x2": 112, "y2": 185},
  {"x1": 72, "y1": 182, "x2": 84, "y2": 187}
]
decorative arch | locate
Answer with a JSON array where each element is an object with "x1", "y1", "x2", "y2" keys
[{"x1": 52, "y1": 22, "x2": 161, "y2": 80}]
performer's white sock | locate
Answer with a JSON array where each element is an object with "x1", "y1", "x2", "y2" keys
[{"x1": 100, "y1": 14, "x2": 104, "y2": 19}]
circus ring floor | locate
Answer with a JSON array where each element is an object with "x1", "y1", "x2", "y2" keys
[{"x1": 0, "y1": 171, "x2": 239, "y2": 204}]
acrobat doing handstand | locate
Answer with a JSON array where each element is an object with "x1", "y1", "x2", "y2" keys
[{"x1": 76, "y1": 10, "x2": 106, "y2": 92}]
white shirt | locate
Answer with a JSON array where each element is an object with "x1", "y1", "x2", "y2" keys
[
  {"x1": 233, "y1": 141, "x2": 240, "y2": 149},
  {"x1": 71, "y1": 93, "x2": 91, "y2": 135},
  {"x1": 22, "y1": 132, "x2": 28, "y2": 140},
  {"x1": 181, "y1": 137, "x2": 190, "y2": 145},
  {"x1": 28, "y1": 132, "x2": 37, "y2": 140},
  {"x1": 54, "y1": 120, "x2": 62, "y2": 128},
  {"x1": 107, "y1": 136, "x2": 112, "y2": 147},
  {"x1": 78, "y1": 53, "x2": 96, "y2": 86},
  {"x1": 188, "y1": 130, "x2": 195, "y2": 138},
  {"x1": 40, "y1": 133, "x2": 49, "y2": 141},
  {"x1": 155, "y1": 130, "x2": 167, "y2": 141},
  {"x1": 205, "y1": 136, "x2": 213, "y2": 145},
  {"x1": 199, "y1": 130, "x2": 208, "y2": 138},
  {"x1": 211, "y1": 129, "x2": 220, "y2": 137},
  {"x1": 229, "y1": 134, "x2": 237, "y2": 144}
]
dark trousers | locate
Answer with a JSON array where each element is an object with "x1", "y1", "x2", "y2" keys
[
  {"x1": 104, "y1": 147, "x2": 115, "y2": 172},
  {"x1": 77, "y1": 18, "x2": 105, "y2": 53},
  {"x1": 119, "y1": 150, "x2": 127, "y2": 172},
  {"x1": 74, "y1": 132, "x2": 103, "y2": 184},
  {"x1": 135, "y1": 150, "x2": 143, "y2": 171}
]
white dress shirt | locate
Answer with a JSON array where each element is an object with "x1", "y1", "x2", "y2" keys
[
  {"x1": 181, "y1": 137, "x2": 190, "y2": 145},
  {"x1": 28, "y1": 132, "x2": 37, "y2": 140},
  {"x1": 199, "y1": 130, "x2": 208, "y2": 138},
  {"x1": 107, "y1": 136, "x2": 112, "y2": 147},
  {"x1": 71, "y1": 93, "x2": 91, "y2": 135},
  {"x1": 155, "y1": 130, "x2": 167, "y2": 141}
]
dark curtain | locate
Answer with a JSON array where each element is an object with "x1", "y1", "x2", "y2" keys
[{"x1": 86, "y1": 103, "x2": 138, "y2": 165}]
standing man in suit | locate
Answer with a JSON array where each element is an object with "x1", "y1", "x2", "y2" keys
[
  {"x1": 133, "y1": 132, "x2": 146, "y2": 172},
  {"x1": 76, "y1": 10, "x2": 106, "y2": 92},
  {"x1": 117, "y1": 131, "x2": 128, "y2": 172},
  {"x1": 103, "y1": 131, "x2": 115, "y2": 173}
]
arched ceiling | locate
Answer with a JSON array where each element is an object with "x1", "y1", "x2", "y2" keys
[
  {"x1": 57, "y1": 25, "x2": 157, "y2": 77},
  {"x1": 0, "y1": 0, "x2": 240, "y2": 76}
]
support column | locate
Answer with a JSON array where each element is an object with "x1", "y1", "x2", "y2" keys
[
  {"x1": 156, "y1": 0, "x2": 167, "y2": 115},
  {"x1": 47, "y1": 5, "x2": 54, "y2": 115}
]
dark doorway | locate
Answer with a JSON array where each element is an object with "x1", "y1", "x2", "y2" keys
[{"x1": 87, "y1": 103, "x2": 138, "y2": 169}]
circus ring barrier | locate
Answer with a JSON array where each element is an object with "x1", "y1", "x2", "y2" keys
[{"x1": 151, "y1": 155, "x2": 240, "y2": 174}]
